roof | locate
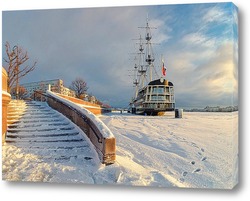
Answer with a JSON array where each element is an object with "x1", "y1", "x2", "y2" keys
[{"x1": 148, "y1": 79, "x2": 174, "y2": 86}]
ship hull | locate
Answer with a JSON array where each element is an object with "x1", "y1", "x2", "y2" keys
[{"x1": 132, "y1": 107, "x2": 174, "y2": 116}]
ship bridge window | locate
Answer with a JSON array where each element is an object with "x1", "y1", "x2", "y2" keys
[
  {"x1": 151, "y1": 95, "x2": 157, "y2": 100},
  {"x1": 151, "y1": 95, "x2": 166, "y2": 101},
  {"x1": 170, "y1": 87, "x2": 174, "y2": 93},
  {"x1": 158, "y1": 87, "x2": 164, "y2": 94},
  {"x1": 158, "y1": 95, "x2": 166, "y2": 101},
  {"x1": 152, "y1": 87, "x2": 157, "y2": 93},
  {"x1": 152, "y1": 87, "x2": 164, "y2": 94}
]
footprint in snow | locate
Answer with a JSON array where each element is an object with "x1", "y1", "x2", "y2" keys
[
  {"x1": 201, "y1": 157, "x2": 207, "y2": 161},
  {"x1": 84, "y1": 157, "x2": 92, "y2": 160},
  {"x1": 180, "y1": 172, "x2": 188, "y2": 183},
  {"x1": 180, "y1": 178, "x2": 185, "y2": 182},
  {"x1": 182, "y1": 171, "x2": 188, "y2": 176},
  {"x1": 201, "y1": 148, "x2": 205, "y2": 152},
  {"x1": 191, "y1": 142, "x2": 198, "y2": 148},
  {"x1": 193, "y1": 168, "x2": 201, "y2": 173}
]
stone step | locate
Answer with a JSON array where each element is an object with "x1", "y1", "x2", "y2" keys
[
  {"x1": 6, "y1": 131, "x2": 80, "y2": 139},
  {"x1": 7, "y1": 114, "x2": 26, "y2": 119},
  {"x1": 7, "y1": 100, "x2": 27, "y2": 125},
  {"x1": 4, "y1": 140, "x2": 89, "y2": 148},
  {"x1": 5, "y1": 100, "x2": 96, "y2": 167},
  {"x1": 8, "y1": 122, "x2": 70, "y2": 129},
  {"x1": 22, "y1": 112, "x2": 56, "y2": 116},
  {"x1": 8, "y1": 118, "x2": 65, "y2": 124},
  {"x1": 15, "y1": 145, "x2": 90, "y2": 150},
  {"x1": 18, "y1": 114, "x2": 61, "y2": 119},
  {"x1": 14, "y1": 146, "x2": 92, "y2": 156},
  {"x1": 7, "y1": 126, "x2": 75, "y2": 133},
  {"x1": 5, "y1": 138, "x2": 86, "y2": 144},
  {"x1": 7, "y1": 111, "x2": 26, "y2": 115}
]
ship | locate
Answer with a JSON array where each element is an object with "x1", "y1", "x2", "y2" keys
[{"x1": 129, "y1": 18, "x2": 175, "y2": 115}]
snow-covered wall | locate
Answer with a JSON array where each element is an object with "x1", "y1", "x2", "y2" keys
[{"x1": 46, "y1": 90, "x2": 116, "y2": 164}]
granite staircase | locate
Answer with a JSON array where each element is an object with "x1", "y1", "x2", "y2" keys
[{"x1": 5, "y1": 100, "x2": 97, "y2": 163}]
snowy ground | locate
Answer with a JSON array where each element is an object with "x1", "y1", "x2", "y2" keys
[
  {"x1": 2, "y1": 106, "x2": 238, "y2": 189},
  {"x1": 99, "y1": 111, "x2": 238, "y2": 189}
]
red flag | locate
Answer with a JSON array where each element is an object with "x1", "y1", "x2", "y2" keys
[{"x1": 162, "y1": 60, "x2": 166, "y2": 76}]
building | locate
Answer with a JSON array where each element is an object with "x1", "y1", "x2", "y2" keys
[{"x1": 18, "y1": 79, "x2": 75, "y2": 98}]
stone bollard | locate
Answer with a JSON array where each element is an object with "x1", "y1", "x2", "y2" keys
[
  {"x1": 175, "y1": 109, "x2": 183, "y2": 118},
  {"x1": 131, "y1": 107, "x2": 136, "y2": 114}
]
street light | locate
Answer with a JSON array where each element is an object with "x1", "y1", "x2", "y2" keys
[{"x1": 12, "y1": 45, "x2": 19, "y2": 99}]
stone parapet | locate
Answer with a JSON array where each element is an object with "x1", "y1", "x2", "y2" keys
[
  {"x1": 2, "y1": 67, "x2": 11, "y2": 143},
  {"x1": 46, "y1": 91, "x2": 116, "y2": 164},
  {"x1": 56, "y1": 93, "x2": 102, "y2": 115}
]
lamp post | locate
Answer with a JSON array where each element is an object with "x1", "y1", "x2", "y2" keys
[{"x1": 13, "y1": 45, "x2": 19, "y2": 99}]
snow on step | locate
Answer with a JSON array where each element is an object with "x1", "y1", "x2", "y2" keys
[
  {"x1": 5, "y1": 101, "x2": 98, "y2": 164},
  {"x1": 7, "y1": 100, "x2": 27, "y2": 125}
]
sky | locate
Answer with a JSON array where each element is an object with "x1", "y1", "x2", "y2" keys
[{"x1": 2, "y1": 2, "x2": 238, "y2": 108}]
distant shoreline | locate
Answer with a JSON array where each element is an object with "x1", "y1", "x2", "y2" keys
[{"x1": 183, "y1": 106, "x2": 238, "y2": 112}]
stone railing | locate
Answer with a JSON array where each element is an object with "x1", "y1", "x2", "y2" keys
[
  {"x1": 56, "y1": 93, "x2": 102, "y2": 115},
  {"x1": 2, "y1": 67, "x2": 11, "y2": 143},
  {"x1": 44, "y1": 90, "x2": 116, "y2": 165}
]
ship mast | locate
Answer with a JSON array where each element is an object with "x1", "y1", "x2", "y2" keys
[
  {"x1": 137, "y1": 35, "x2": 146, "y2": 89},
  {"x1": 132, "y1": 35, "x2": 145, "y2": 99},
  {"x1": 133, "y1": 63, "x2": 139, "y2": 98},
  {"x1": 132, "y1": 17, "x2": 157, "y2": 98},
  {"x1": 139, "y1": 17, "x2": 156, "y2": 82}
]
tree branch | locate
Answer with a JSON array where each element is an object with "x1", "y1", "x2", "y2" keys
[{"x1": 3, "y1": 41, "x2": 37, "y2": 92}]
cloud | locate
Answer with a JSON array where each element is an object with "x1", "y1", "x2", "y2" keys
[
  {"x1": 181, "y1": 32, "x2": 217, "y2": 50},
  {"x1": 149, "y1": 18, "x2": 172, "y2": 43},
  {"x1": 202, "y1": 5, "x2": 228, "y2": 24},
  {"x1": 3, "y1": 6, "x2": 151, "y2": 107},
  {"x1": 2, "y1": 3, "x2": 238, "y2": 108},
  {"x1": 166, "y1": 40, "x2": 237, "y2": 108},
  {"x1": 156, "y1": 3, "x2": 238, "y2": 108}
]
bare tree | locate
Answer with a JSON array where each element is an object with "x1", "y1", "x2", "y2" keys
[
  {"x1": 69, "y1": 77, "x2": 88, "y2": 98},
  {"x1": 3, "y1": 41, "x2": 37, "y2": 95},
  {"x1": 11, "y1": 86, "x2": 29, "y2": 100}
]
